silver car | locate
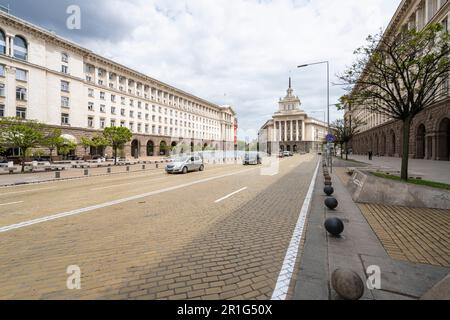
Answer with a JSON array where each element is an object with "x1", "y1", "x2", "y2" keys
[{"x1": 165, "y1": 156, "x2": 205, "y2": 174}]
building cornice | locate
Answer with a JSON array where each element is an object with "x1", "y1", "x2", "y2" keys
[{"x1": 0, "y1": 10, "x2": 231, "y2": 114}]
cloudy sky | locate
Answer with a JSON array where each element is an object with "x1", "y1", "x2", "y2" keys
[{"x1": 1, "y1": 0, "x2": 401, "y2": 139}]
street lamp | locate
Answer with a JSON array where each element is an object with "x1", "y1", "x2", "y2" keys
[{"x1": 298, "y1": 61, "x2": 332, "y2": 169}]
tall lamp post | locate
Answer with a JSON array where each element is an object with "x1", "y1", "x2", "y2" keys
[{"x1": 298, "y1": 61, "x2": 331, "y2": 168}]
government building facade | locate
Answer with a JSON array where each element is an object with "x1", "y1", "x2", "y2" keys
[
  {"x1": 0, "y1": 11, "x2": 237, "y2": 159},
  {"x1": 345, "y1": 0, "x2": 450, "y2": 161},
  {"x1": 258, "y1": 79, "x2": 328, "y2": 155}
]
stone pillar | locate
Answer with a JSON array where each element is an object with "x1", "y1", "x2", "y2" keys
[
  {"x1": 284, "y1": 121, "x2": 287, "y2": 142},
  {"x1": 296, "y1": 120, "x2": 299, "y2": 141},
  {"x1": 291, "y1": 120, "x2": 294, "y2": 141},
  {"x1": 302, "y1": 121, "x2": 306, "y2": 141}
]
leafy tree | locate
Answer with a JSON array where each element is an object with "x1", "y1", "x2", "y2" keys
[
  {"x1": 0, "y1": 117, "x2": 44, "y2": 172},
  {"x1": 91, "y1": 136, "x2": 109, "y2": 157},
  {"x1": 58, "y1": 141, "x2": 77, "y2": 160},
  {"x1": 80, "y1": 137, "x2": 94, "y2": 156},
  {"x1": 42, "y1": 128, "x2": 64, "y2": 159},
  {"x1": 339, "y1": 23, "x2": 450, "y2": 180},
  {"x1": 103, "y1": 127, "x2": 133, "y2": 165}
]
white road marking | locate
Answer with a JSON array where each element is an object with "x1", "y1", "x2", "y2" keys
[
  {"x1": 0, "y1": 187, "x2": 56, "y2": 197},
  {"x1": 91, "y1": 177, "x2": 167, "y2": 191},
  {"x1": 0, "y1": 168, "x2": 256, "y2": 234},
  {"x1": 271, "y1": 158, "x2": 321, "y2": 301},
  {"x1": 0, "y1": 201, "x2": 24, "y2": 207},
  {"x1": 215, "y1": 187, "x2": 248, "y2": 203}
]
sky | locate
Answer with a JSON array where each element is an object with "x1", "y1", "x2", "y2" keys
[{"x1": 0, "y1": 0, "x2": 401, "y2": 140}]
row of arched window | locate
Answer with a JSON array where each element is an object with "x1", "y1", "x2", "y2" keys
[{"x1": 0, "y1": 29, "x2": 28, "y2": 61}]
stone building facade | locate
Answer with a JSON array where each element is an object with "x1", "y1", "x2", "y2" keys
[
  {"x1": 0, "y1": 11, "x2": 237, "y2": 159},
  {"x1": 346, "y1": 0, "x2": 450, "y2": 161},
  {"x1": 258, "y1": 79, "x2": 328, "y2": 155}
]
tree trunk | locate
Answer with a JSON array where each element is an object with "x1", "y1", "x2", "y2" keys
[
  {"x1": 340, "y1": 144, "x2": 344, "y2": 159},
  {"x1": 401, "y1": 117, "x2": 412, "y2": 181},
  {"x1": 114, "y1": 146, "x2": 117, "y2": 165}
]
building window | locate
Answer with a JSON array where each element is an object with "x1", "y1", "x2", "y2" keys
[
  {"x1": 120, "y1": 121, "x2": 125, "y2": 127},
  {"x1": 100, "y1": 92, "x2": 105, "y2": 100},
  {"x1": 0, "y1": 31, "x2": 5, "y2": 55},
  {"x1": 61, "y1": 96, "x2": 70, "y2": 108},
  {"x1": 0, "y1": 104, "x2": 4, "y2": 117},
  {"x1": 61, "y1": 80, "x2": 70, "y2": 92},
  {"x1": 88, "y1": 88, "x2": 94, "y2": 97},
  {"x1": 100, "y1": 105, "x2": 106, "y2": 113},
  {"x1": 16, "y1": 69, "x2": 27, "y2": 82},
  {"x1": 111, "y1": 94, "x2": 116, "y2": 103},
  {"x1": 61, "y1": 113, "x2": 69, "y2": 125},
  {"x1": 129, "y1": 122, "x2": 134, "y2": 131},
  {"x1": 100, "y1": 118, "x2": 106, "y2": 129},
  {"x1": 13, "y1": 36, "x2": 28, "y2": 60},
  {"x1": 16, "y1": 107, "x2": 26, "y2": 119},
  {"x1": 88, "y1": 116, "x2": 94, "y2": 128},
  {"x1": 110, "y1": 119, "x2": 116, "y2": 127},
  {"x1": 88, "y1": 102, "x2": 94, "y2": 111},
  {"x1": 61, "y1": 65, "x2": 69, "y2": 74},
  {"x1": 145, "y1": 124, "x2": 149, "y2": 133},
  {"x1": 16, "y1": 87, "x2": 27, "y2": 101},
  {"x1": 121, "y1": 108, "x2": 125, "y2": 116},
  {"x1": 130, "y1": 110, "x2": 134, "y2": 118},
  {"x1": 137, "y1": 123, "x2": 142, "y2": 133},
  {"x1": 0, "y1": 64, "x2": 4, "y2": 77},
  {"x1": 111, "y1": 106, "x2": 116, "y2": 115},
  {"x1": 61, "y1": 53, "x2": 69, "y2": 63},
  {"x1": 0, "y1": 83, "x2": 5, "y2": 97}
]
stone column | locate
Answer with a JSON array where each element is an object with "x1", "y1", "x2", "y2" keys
[
  {"x1": 290, "y1": 120, "x2": 294, "y2": 142},
  {"x1": 296, "y1": 120, "x2": 299, "y2": 141},
  {"x1": 284, "y1": 121, "x2": 287, "y2": 142},
  {"x1": 302, "y1": 121, "x2": 306, "y2": 141}
]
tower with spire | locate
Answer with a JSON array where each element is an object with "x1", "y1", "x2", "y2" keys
[{"x1": 278, "y1": 77, "x2": 302, "y2": 113}]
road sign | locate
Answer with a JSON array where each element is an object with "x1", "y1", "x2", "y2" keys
[{"x1": 326, "y1": 134, "x2": 336, "y2": 143}]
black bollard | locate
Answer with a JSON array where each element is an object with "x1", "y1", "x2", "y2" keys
[
  {"x1": 325, "y1": 217, "x2": 344, "y2": 236},
  {"x1": 324, "y1": 186, "x2": 334, "y2": 196},
  {"x1": 325, "y1": 197, "x2": 338, "y2": 210}
]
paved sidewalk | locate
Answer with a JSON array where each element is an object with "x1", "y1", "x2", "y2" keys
[
  {"x1": 294, "y1": 160, "x2": 450, "y2": 300},
  {"x1": 346, "y1": 155, "x2": 450, "y2": 184}
]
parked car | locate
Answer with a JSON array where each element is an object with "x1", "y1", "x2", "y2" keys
[
  {"x1": 283, "y1": 151, "x2": 291, "y2": 157},
  {"x1": 165, "y1": 156, "x2": 204, "y2": 174},
  {"x1": 243, "y1": 153, "x2": 262, "y2": 165}
]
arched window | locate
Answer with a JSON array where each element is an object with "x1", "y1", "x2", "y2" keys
[
  {"x1": 13, "y1": 36, "x2": 28, "y2": 60},
  {"x1": 0, "y1": 30, "x2": 6, "y2": 55}
]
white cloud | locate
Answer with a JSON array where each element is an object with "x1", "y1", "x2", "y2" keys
[{"x1": 77, "y1": 0, "x2": 401, "y2": 139}]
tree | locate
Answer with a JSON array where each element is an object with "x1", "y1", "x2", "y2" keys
[
  {"x1": 333, "y1": 118, "x2": 364, "y2": 160},
  {"x1": 58, "y1": 141, "x2": 77, "y2": 160},
  {"x1": 91, "y1": 136, "x2": 109, "y2": 157},
  {"x1": 339, "y1": 23, "x2": 450, "y2": 180},
  {"x1": 42, "y1": 128, "x2": 64, "y2": 159},
  {"x1": 0, "y1": 118, "x2": 44, "y2": 172},
  {"x1": 103, "y1": 127, "x2": 133, "y2": 165},
  {"x1": 80, "y1": 137, "x2": 94, "y2": 157}
]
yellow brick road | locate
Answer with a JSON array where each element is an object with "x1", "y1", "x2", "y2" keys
[
  {"x1": 0, "y1": 155, "x2": 318, "y2": 300},
  {"x1": 359, "y1": 204, "x2": 450, "y2": 268}
]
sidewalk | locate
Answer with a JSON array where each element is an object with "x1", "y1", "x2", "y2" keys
[
  {"x1": 345, "y1": 155, "x2": 450, "y2": 184},
  {"x1": 294, "y1": 159, "x2": 450, "y2": 300}
]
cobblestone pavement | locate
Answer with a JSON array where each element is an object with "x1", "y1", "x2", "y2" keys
[
  {"x1": 0, "y1": 154, "x2": 318, "y2": 300},
  {"x1": 359, "y1": 204, "x2": 450, "y2": 268}
]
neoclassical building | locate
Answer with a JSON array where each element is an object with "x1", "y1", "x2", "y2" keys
[
  {"x1": 258, "y1": 79, "x2": 328, "y2": 155},
  {"x1": 345, "y1": 0, "x2": 449, "y2": 161},
  {"x1": 0, "y1": 11, "x2": 237, "y2": 159}
]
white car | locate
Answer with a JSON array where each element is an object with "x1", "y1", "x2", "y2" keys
[{"x1": 165, "y1": 156, "x2": 205, "y2": 174}]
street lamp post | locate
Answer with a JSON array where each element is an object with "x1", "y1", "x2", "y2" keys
[{"x1": 298, "y1": 61, "x2": 332, "y2": 170}]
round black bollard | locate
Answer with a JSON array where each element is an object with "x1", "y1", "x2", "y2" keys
[
  {"x1": 325, "y1": 217, "x2": 344, "y2": 236},
  {"x1": 55, "y1": 171, "x2": 61, "y2": 179},
  {"x1": 107, "y1": 167, "x2": 112, "y2": 174},
  {"x1": 84, "y1": 169, "x2": 89, "y2": 176},
  {"x1": 325, "y1": 197, "x2": 338, "y2": 210},
  {"x1": 324, "y1": 186, "x2": 334, "y2": 196},
  {"x1": 324, "y1": 181, "x2": 332, "y2": 186}
]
